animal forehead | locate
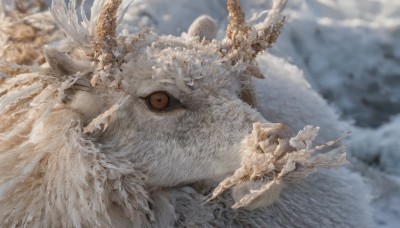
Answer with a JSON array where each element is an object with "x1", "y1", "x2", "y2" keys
[
  {"x1": 150, "y1": 48, "x2": 234, "y2": 91},
  {"x1": 120, "y1": 35, "x2": 242, "y2": 97},
  {"x1": 125, "y1": 38, "x2": 231, "y2": 79},
  {"x1": 150, "y1": 37, "x2": 222, "y2": 65}
]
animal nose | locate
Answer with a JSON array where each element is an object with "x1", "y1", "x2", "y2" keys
[
  {"x1": 252, "y1": 122, "x2": 292, "y2": 146},
  {"x1": 243, "y1": 122, "x2": 294, "y2": 156}
]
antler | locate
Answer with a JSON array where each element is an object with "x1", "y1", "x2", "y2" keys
[
  {"x1": 251, "y1": 0, "x2": 287, "y2": 56},
  {"x1": 92, "y1": 0, "x2": 122, "y2": 66},
  {"x1": 224, "y1": 0, "x2": 286, "y2": 61},
  {"x1": 223, "y1": 0, "x2": 286, "y2": 108},
  {"x1": 226, "y1": 0, "x2": 250, "y2": 43}
]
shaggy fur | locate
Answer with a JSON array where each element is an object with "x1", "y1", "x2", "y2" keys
[
  {"x1": 0, "y1": 0, "x2": 61, "y2": 75},
  {"x1": 0, "y1": 0, "x2": 372, "y2": 227}
]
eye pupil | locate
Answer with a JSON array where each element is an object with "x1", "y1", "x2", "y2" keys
[{"x1": 148, "y1": 92, "x2": 169, "y2": 110}]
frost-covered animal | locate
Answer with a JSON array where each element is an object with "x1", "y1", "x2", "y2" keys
[{"x1": 0, "y1": 0, "x2": 372, "y2": 227}]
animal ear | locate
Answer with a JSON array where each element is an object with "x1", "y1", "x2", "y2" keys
[
  {"x1": 44, "y1": 47, "x2": 87, "y2": 76},
  {"x1": 188, "y1": 15, "x2": 218, "y2": 41}
]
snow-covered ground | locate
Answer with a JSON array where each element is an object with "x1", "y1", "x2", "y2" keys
[{"x1": 37, "y1": 0, "x2": 400, "y2": 226}]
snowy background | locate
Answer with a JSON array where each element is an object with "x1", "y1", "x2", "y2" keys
[{"x1": 45, "y1": 0, "x2": 400, "y2": 227}]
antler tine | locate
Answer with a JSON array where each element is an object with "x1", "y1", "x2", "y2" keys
[
  {"x1": 224, "y1": 0, "x2": 286, "y2": 56},
  {"x1": 226, "y1": 0, "x2": 249, "y2": 41},
  {"x1": 251, "y1": 0, "x2": 287, "y2": 56},
  {"x1": 223, "y1": 0, "x2": 286, "y2": 109},
  {"x1": 92, "y1": 0, "x2": 122, "y2": 66},
  {"x1": 255, "y1": 0, "x2": 287, "y2": 31},
  {"x1": 251, "y1": 16, "x2": 285, "y2": 57}
]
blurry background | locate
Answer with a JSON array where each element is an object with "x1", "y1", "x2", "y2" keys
[{"x1": 40, "y1": 0, "x2": 400, "y2": 227}]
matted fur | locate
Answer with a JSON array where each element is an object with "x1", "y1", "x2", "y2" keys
[
  {"x1": 0, "y1": 71, "x2": 153, "y2": 227},
  {"x1": 0, "y1": 0, "x2": 61, "y2": 76}
]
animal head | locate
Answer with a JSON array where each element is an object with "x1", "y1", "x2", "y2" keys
[{"x1": 42, "y1": 0, "x2": 287, "y2": 188}]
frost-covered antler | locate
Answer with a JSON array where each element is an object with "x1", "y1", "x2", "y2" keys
[
  {"x1": 225, "y1": 0, "x2": 286, "y2": 59},
  {"x1": 50, "y1": 0, "x2": 133, "y2": 89},
  {"x1": 51, "y1": 0, "x2": 131, "y2": 52},
  {"x1": 226, "y1": 0, "x2": 249, "y2": 43},
  {"x1": 223, "y1": 0, "x2": 287, "y2": 107},
  {"x1": 92, "y1": 0, "x2": 122, "y2": 66}
]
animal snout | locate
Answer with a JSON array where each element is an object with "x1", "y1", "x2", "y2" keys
[
  {"x1": 242, "y1": 121, "x2": 293, "y2": 156},
  {"x1": 253, "y1": 122, "x2": 292, "y2": 145}
]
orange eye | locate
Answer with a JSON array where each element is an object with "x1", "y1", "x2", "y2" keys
[{"x1": 147, "y1": 92, "x2": 170, "y2": 110}]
